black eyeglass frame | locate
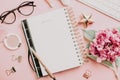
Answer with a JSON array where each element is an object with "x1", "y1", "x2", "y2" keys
[{"x1": 0, "y1": 1, "x2": 36, "y2": 24}]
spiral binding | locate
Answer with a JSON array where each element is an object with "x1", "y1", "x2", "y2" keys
[{"x1": 63, "y1": 7, "x2": 87, "y2": 65}]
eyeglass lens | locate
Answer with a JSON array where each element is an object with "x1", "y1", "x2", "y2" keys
[
  {"x1": 18, "y1": 1, "x2": 36, "y2": 16},
  {"x1": 0, "y1": 1, "x2": 36, "y2": 24}
]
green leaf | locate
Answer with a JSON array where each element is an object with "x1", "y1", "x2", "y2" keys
[
  {"x1": 87, "y1": 54, "x2": 96, "y2": 60},
  {"x1": 87, "y1": 54, "x2": 113, "y2": 68},
  {"x1": 86, "y1": 43, "x2": 90, "y2": 49},
  {"x1": 102, "y1": 60, "x2": 113, "y2": 68},
  {"x1": 115, "y1": 57, "x2": 120, "y2": 67},
  {"x1": 83, "y1": 29, "x2": 96, "y2": 41}
]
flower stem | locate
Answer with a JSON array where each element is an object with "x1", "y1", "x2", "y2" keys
[{"x1": 112, "y1": 62, "x2": 119, "y2": 80}]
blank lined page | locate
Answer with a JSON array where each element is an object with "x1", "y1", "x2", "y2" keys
[
  {"x1": 27, "y1": 8, "x2": 80, "y2": 75},
  {"x1": 77, "y1": 0, "x2": 120, "y2": 21}
]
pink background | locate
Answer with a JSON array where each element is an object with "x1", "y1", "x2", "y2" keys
[{"x1": 0, "y1": 0, "x2": 120, "y2": 80}]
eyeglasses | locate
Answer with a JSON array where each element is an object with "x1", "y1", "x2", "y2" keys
[{"x1": 0, "y1": 1, "x2": 36, "y2": 24}]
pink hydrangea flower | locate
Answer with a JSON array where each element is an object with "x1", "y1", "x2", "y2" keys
[{"x1": 89, "y1": 29, "x2": 120, "y2": 62}]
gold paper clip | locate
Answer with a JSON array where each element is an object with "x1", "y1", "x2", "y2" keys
[{"x1": 5, "y1": 67, "x2": 16, "y2": 76}]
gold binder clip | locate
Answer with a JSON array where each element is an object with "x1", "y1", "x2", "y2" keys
[
  {"x1": 5, "y1": 67, "x2": 16, "y2": 76},
  {"x1": 83, "y1": 70, "x2": 91, "y2": 79}
]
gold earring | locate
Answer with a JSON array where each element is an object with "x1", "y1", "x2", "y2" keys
[{"x1": 12, "y1": 55, "x2": 22, "y2": 63}]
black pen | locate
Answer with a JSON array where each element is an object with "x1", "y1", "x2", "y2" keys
[{"x1": 30, "y1": 47, "x2": 56, "y2": 80}]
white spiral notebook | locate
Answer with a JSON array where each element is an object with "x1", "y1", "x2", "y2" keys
[{"x1": 22, "y1": 7, "x2": 83, "y2": 76}]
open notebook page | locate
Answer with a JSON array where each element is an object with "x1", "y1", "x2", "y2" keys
[{"x1": 26, "y1": 8, "x2": 81, "y2": 75}]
